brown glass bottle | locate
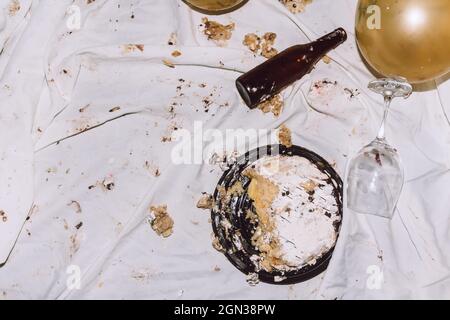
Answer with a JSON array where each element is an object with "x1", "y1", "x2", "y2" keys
[{"x1": 236, "y1": 28, "x2": 347, "y2": 109}]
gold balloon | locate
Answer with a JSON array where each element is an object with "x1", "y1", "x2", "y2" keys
[
  {"x1": 356, "y1": 0, "x2": 450, "y2": 83},
  {"x1": 183, "y1": 0, "x2": 248, "y2": 14}
]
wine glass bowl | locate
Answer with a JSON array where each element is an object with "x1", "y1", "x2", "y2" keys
[
  {"x1": 346, "y1": 78, "x2": 412, "y2": 218},
  {"x1": 347, "y1": 139, "x2": 404, "y2": 218}
]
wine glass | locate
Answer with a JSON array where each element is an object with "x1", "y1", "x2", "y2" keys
[{"x1": 346, "y1": 78, "x2": 412, "y2": 218}]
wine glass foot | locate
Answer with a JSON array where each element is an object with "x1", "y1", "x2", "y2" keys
[{"x1": 368, "y1": 77, "x2": 412, "y2": 99}]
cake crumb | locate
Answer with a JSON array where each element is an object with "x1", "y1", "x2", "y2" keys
[
  {"x1": 135, "y1": 44, "x2": 144, "y2": 52},
  {"x1": 246, "y1": 273, "x2": 260, "y2": 286},
  {"x1": 122, "y1": 44, "x2": 144, "y2": 54},
  {"x1": 167, "y1": 32, "x2": 177, "y2": 45},
  {"x1": 109, "y1": 106, "x2": 121, "y2": 113},
  {"x1": 243, "y1": 32, "x2": 278, "y2": 59},
  {"x1": 161, "y1": 122, "x2": 181, "y2": 142},
  {"x1": 67, "y1": 200, "x2": 82, "y2": 213},
  {"x1": 279, "y1": 0, "x2": 312, "y2": 14},
  {"x1": 243, "y1": 33, "x2": 261, "y2": 53},
  {"x1": 261, "y1": 32, "x2": 278, "y2": 58},
  {"x1": 100, "y1": 176, "x2": 115, "y2": 191},
  {"x1": 197, "y1": 193, "x2": 214, "y2": 210},
  {"x1": 149, "y1": 205, "x2": 174, "y2": 238},
  {"x1": 212, "y1": 234, "x2": 225, "y2": 252},
  {"x1": 228, "y1": 181, "x2": 244, "y2": 197},
  {"x1": 257, "y1": 94, "x2": 284, "y2": 117},
  {"x1": 171, "y1": 50, "x2": 182, "y2": 57},
  {"x1": 0, "y1": 210, "x2": 7, "y2": 222},
  {"x1": 322, "y1": 55, "x2": 332, "y2": 64},
  {"x1": 274, "y1": 275, "x2": 287, "y2": 283},
  {"x1": 144, "y1": 161, "x2": 161, "y2": 177},
  {"x1": 278, "y1": 124, "x2": 293, "y2": 148},
  {"x1": 8, "y1": 0, "x2": 20, "y2": 16},
  {"x1": 202, "y1": 18, "x2": 235, "y2": 44},
  {"x1": 301, "y1": 180, "x2": 317, "y2": 193}
]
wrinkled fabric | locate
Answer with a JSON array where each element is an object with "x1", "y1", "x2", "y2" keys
[{"x1": 0, "y1": 0, "x2": 449, "y2": 299}]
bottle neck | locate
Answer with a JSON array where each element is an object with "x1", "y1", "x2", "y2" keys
[{"x1": 309, "y1": 28, "x2": 347, "y2": 56}]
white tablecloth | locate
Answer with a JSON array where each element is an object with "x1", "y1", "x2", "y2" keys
[{"x1": 0, "y1": 0, "x2": 449, "y2": 299}]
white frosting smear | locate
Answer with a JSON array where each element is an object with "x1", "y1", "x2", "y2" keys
[{"x1": 251, "y1": 155, "x2": 340, "y2": 269}]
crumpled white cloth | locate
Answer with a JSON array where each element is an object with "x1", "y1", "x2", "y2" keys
[{"x1": 0, "y1": 0, "x2": 449, "y2": 299}]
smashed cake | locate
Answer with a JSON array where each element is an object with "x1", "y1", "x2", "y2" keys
[
  {"x1": 210, "y1": 145, "x2": 343, "y2": 285},
  {"x1": 243, "y1": 155, "x2": 340, "y2": 273}
]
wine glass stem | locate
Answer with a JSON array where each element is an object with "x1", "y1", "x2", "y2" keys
[{"x1": 376, "y1": 95, "x2": 393, "y2": 140}]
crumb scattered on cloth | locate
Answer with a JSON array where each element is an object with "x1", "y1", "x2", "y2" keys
[
  {"x1": 243, "y1": 32, "x2": 279, "y2": 59},
  {"x1": 211, "y1": 234, "x2": 224, "y2": 252},
  {"x1": 322, "y1": 55, "x2": 331, "y2": 64},
  {"x1": 8, "y1": 0, "x2": 20, "y2": 16},
  {"x1": 197, "y1": 193, "x2": 213, "y2": 210},
  {"x1": 67, "y1": 200, "x2": 82, "y2": 214},
  {"x1": 278, "y1": 124, "x2": 293, "y2": 147},
  {"x1": 257, "y1": 94, "x2": 284, "y2": 116},
  {"x1": 149, "y1": 205, "x2": 174, "y2": 238},
  {"x1": 167, "y1": 32, "x2": 177, "y2": 45},
  {"x1": 122, "y1": 44, "x2": 144, "y2": 54},
  {"x1": 0, "y1": 210, "x2": 7, "y2": 223},
  {"x1": 201, "y1": 18, "x2": 235, "y2": 45},
  {"x1": 171, "y1": 50, "x2": 182, "y2": 57},
  {"x1": 279, "y1": 0, "x2": 313, "y2": 14}
]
